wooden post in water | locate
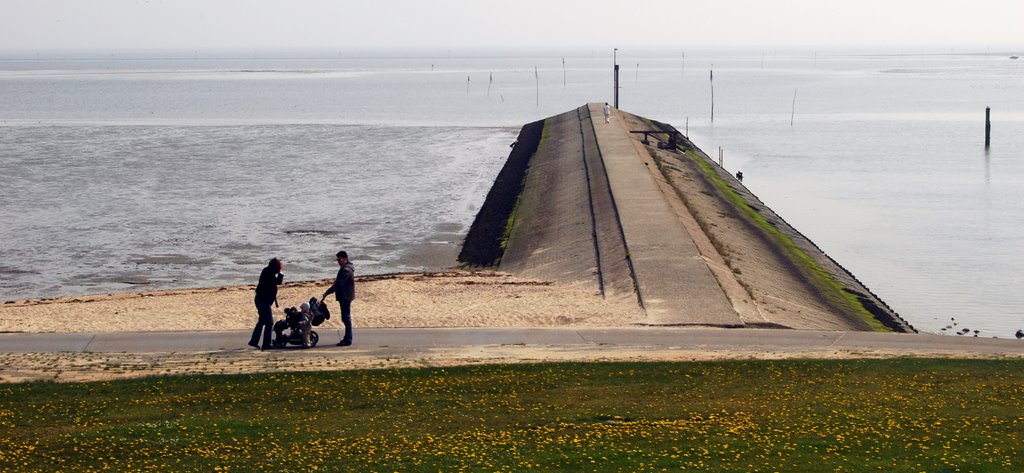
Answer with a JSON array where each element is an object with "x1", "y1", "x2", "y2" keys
[
  {"x1": 710, "y1": 65, "x2": 714, "y2": 123},
  {"x1": 534, "y1": 67, "x2": 539, "y2": 107},
  {"x1": 791, "y1": 89, "x2": 797, "y2": 127},
  {"x1": 985, "y1": 107, "x2": 991, "y2": 148}
]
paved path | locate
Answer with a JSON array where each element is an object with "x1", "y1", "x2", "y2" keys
[
  {"x1": 588, "y1": 103, "x2": 740, "y2": 326},
  {"x1": 2, "y1": 328, "x2": 1022, "y2": 356},
  {"x1": 500, "y1": 104, "x2": 743, "y2": 326}
]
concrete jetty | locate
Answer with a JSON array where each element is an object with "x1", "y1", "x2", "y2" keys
[
  {"x1": 462, "y1": 104, "x2": 912, "y2": 332},
  {"x1": 473, "y1": 104, "x2": 738, "y2": 326},
  {"x1": 586, "y1": 103, "x2": 738, "y2": 325}
]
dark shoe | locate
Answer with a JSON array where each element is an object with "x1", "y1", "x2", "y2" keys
[
  {"x1": 336, "y1": 340, "x2": 351, "y2": 346},
  {"x1": 248, "y1": 342, "x2": 259, "y2": 349}
]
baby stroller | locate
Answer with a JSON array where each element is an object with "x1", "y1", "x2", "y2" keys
[{"x1": 272, "y1": 297, "x2": 331, "y2": 349}]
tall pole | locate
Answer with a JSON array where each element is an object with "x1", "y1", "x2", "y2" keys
[
  {"x1": 613, "y1": 48, "x2": 619, "y2": 109},
  {"x1": 614, "y1": 65, "x2": 620, "y2": 108}
]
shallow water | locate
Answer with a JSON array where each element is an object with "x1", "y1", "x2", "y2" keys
[
  {"x1": 1, "y1": 49, "x2": 1022, "y2": 336},
  {"x1": 0, "y1": 124, "x2": 514, "y2": 297}
]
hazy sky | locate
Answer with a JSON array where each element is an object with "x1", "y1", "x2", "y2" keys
[{"x1": 1, "y1": 0, "x2": 1021, "y2": 52}]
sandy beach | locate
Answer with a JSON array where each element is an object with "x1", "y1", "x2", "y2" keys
[
  {"x1": 4, "y1": 269, "x2": 1021, "y2": 384},
  {"x1": 0, "y1": 271, "x2": 644, "y2": 333}
]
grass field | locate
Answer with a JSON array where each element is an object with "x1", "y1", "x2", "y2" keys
[{"x1": 1, "y1": 359, "x2": 1022, "y2": 472}]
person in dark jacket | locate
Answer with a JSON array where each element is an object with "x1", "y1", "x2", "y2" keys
[
  {"x1": 322, "y1": 250, "x2": 355, "y2": 346},
  {"x1": 249, "y1": 257, "x2": 284, "y2": 350}
]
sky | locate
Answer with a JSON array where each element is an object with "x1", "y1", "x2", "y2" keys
[{"x1": 1, "y1": 0, "x2": 1021, "y2": 52}]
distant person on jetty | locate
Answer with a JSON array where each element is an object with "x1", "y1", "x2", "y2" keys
[
  {"x1": 736, "y1": 171, "x2": 744, "y2": 182},
  {"x1": 603, "y1": 102, "x2": 611, "y2": 123},
  {"x1": 322, "y1": 250, "x2": 355, "y2": 347},
  {"x1": 249, "y1": 257, "x2": 284, "y2": 350}
]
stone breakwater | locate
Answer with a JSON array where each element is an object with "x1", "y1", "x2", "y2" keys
[{"x1": 461, "y1": 104, "x2": 914, "y2": 332}]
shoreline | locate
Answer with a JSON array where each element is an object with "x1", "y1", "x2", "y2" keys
[{"x1": 0, "y1": 271, "x2": 645, "y2": 334}]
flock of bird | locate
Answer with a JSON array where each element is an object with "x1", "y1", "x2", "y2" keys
[{"x1": 938, "y1": 317, "x2": 1024, "y2": 339}]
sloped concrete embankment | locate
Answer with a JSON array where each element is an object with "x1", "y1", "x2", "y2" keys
[
  {"x1": 461, "y1": 104, "x2": 909, "y2": 331},
  {"x1": 461, "y1": 107, "x2": 634, "y2": 299},
  {"x1": 458, "y1": 119, "x2": 544, "y2": 267},
  {"x1": 498, "y1": 107, "x2": 635, "y2": 300},
  {"x1": 641, "y1": 117, "x2": 914, "y2": 333}
]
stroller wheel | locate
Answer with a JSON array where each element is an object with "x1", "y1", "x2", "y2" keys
[
  {"x1": 272, "y1": 336, "x2": 287, "y2": 348},
  {"x1": 309, "y1": 331, "x2": 319, "y2": 347}
]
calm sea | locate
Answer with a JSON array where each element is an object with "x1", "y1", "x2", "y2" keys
[{"x1": 1, "y1": 48, "x2": 1022, "y2": 336}]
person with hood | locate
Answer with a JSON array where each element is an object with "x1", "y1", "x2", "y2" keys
[
  {"x1": 249, "y1": 257, "x2": 283, "y2": 350},
  {"x1": 322, "y1": 250, "x2": 355, "y2": 346}
]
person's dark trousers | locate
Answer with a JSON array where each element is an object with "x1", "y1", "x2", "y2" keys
[
  {"x1": 338, "y1": 299, "x2": 352, "y2": 344},
  {"x1": 249, "y1": 301, "x2": 274, "y2": 349}
]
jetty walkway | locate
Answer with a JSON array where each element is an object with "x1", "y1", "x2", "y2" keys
[{"x1": 499, "y1": 104, "x2": 740, "y2": 326}]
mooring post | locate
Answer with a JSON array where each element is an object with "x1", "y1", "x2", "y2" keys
[{"x1": 985, "y1": 107, "x2": 991, "y2": 148}]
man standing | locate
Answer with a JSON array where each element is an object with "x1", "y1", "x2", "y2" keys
[
  {"x1": 323, "y1": 250, "x2": 355, "y2": 346},
  {"x1": 249, "y1": 257, "x2": 284, "y2": 350},
  {"x1": 603, "y1": 102, "x2": 611, "y2": 123}
]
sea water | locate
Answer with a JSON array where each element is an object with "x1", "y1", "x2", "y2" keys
[{"x1": 1, "y1": 49, "x2": 1021, "y2": 336}]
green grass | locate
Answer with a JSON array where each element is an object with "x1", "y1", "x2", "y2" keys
[
  {"x1": 682, "y1": 150, "x2": 888, "y2": 331},
  {"x1": 2, "y1": 359, "x2": 1023, "y2": 472}
]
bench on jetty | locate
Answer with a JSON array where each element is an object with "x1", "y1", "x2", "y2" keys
[{"x1": 629, "y1": 130, "x2": 682, "y2": 149}]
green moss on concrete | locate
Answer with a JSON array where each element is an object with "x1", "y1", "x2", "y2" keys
[
  {"x1": 500, "y1": 117, "x2": 552, "y2": 251},
  {"x1": 500, "y1": 199, "x2": 520, "y2": 251},
  {"x1": 683, "y1": 150, "x2": 889, "y2": 332},
  {"x1": 459, "y1": 118, "x2": 545, "y2": 266}
]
